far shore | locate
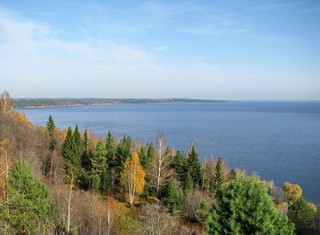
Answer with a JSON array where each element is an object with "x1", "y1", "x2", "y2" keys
[{"x1": 16, "y1": 98, "x2": 227, "y2": 109}]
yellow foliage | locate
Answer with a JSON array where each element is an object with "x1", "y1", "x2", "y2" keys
[
  {"x1": 121, "y1": 152, "x2": 146, "y2": 205},
  {"x1": 308, "y1": 203, "x2": 317, "y2": 214},
  {"x1": 283, "y1": 182, "x2": 302, "y2": 203},
  {"x1": 13, "y1": 112, "x2": 32, "y2": 128}
]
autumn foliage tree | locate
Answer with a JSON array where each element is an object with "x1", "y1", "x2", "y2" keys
[
  {"x1": 284, "y1": 182, "x2": 303, "y2": 204},
  {"x1": 0, "y1": 90, "x2": 15, "y2": 116},
  {"x1": 121, "y1": 152, "x2": 145, "y2": 205}
]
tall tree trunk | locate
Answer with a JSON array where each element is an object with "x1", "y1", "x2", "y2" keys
[{"x1": 67, "y1": 174, "x2": 73, "y2": 233}]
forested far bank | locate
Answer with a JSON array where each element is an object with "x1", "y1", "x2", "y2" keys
[
  {"x1": 15, "y1": 97, "x2": 227, "y2": 108},
  {"x1": 1, "y1": 90, "x2": 320, "y2": 235}
]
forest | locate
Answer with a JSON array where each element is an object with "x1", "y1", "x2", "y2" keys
[
  {"x1": 15, "y1": 98, "x2": 223, "y2": 108},
  {"x1": 0, "y1": 90, "x2": 319, "y2": 235}
]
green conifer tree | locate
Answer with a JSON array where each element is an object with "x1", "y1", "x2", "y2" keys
[
  {"x1": 288, "y1": 197, "x2": 313, "y2": 234},
  {"x1": 187, "y1": 145, "x2": 202, "y2": 188},
  {"x1": 205, "y1": 174, "x2": 295, "y2": 235},
  {"x1": 62, "y1": 127, "x2": 81, "y2": 181},
  {"x1": 116, "y1": 135, "x2": 131, "y2": 174},
  {"x1": 90, "y1": 140, "x2": 107, "y2": 175},
  {"x1": 105, "y1": 131, "x2": 117, "y2": 168},
  {"x1": 81, "y1": 129, "x2": 91, "y2": 170},
  {"x1": 138, "y1": 146, "x2": 149, "y2": 170},
  {"x1": 213, "y1": 157, "x2": 225, "y2": 198},
  {"x1": 73, "y1": 124, "x2": 81, "y2": 150},
  {"x1": 46, "y1": 115, "x2": 56, "y2": 150},
  {"x1": 163, "y1": 180, "x2": 184, "y2": 214},
  {"x1": 174, "y1": 151, "x2": 188, "y2": 184},
  {"x1": 185, "y1": 172, "x2": 193, "y2": 193},
  {"x1": 89, "y1": 140, "x2": 107, "y2": 191},
  {"x1": 146, "y1": 143, "x2": 156, "y2": 162},
  {"x1": 1, "y1": 158, "x2": 54, "y2": 234}
]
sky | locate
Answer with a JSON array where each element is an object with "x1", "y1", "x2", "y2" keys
[{"x1": 0, "y1": 0, "x2": 319, "y2": 100}]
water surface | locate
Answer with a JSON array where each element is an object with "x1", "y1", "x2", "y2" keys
[{"x1": 19, "y1": 101, "x2": 320, "y2": 204}]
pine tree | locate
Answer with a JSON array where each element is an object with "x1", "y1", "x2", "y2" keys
[
  {"x1": 163, "y1": 180, "x2": 184, "y2": 214},
  {"x1": 88, "y1": 140, "x2": 107, "y2": 190},
  {"x1": 1, "y1": 158, "x2": 54, "y2": 234},
  {"x1": 213, "y1": 157, "x2": 225, "y2": 198},
  {"x1": 62, "y1": 127, "x2": 81, "y2": 181},
  {"x1": 138, "y1": 146, "x2": 149, "y2": 170},
  {"x1": 46, "y1": 115, "x2": 56, "y2": 150},
  {"x1": 205, "y1": 174, "x2": 295, "y2": 235},
  {"x1": 187, "y1": 144, "x2": 202, "y2": 188},
  {"x1": 91, "y1": 140, "x2": 107, "y2": 175},
  {"x1": 288, "y1": 197, "x2": 313, "y2": 233}
]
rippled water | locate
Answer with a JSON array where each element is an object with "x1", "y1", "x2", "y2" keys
[{"x1": 19, "y1": 101, "x2": 320, "y2": 204}]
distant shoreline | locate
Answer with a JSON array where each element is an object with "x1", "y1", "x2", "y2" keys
[{"x1": 16, "y1": 98, "x2": 227, "y2": 109}]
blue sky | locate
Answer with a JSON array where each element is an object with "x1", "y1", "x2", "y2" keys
[{"x1": 0, "y1": 0, "x2": 319, "y2": 100}]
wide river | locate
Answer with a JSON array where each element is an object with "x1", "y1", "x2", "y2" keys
[{"x1": 19, "y1": 101, "x2": 320, "y2": 204}]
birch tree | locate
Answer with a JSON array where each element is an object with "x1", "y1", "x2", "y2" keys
[
  {"x1": 0, "y1": 91, "x2": 15, "y2": 116},
  {"x1": 148, "y1": 134, "x2": 173, "y2": 195},
  {"x1": 140, "y1": 203, "x2": 178, "y2": 235},
  {"x1": 121, "y1": 152, "x2": 145, "y2": 205}
]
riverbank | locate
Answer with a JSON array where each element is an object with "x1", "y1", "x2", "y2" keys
[{"x1": 15, "y1": 98, "x2": 227, "y2": 108}]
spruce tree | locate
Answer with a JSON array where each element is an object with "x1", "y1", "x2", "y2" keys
[
  {"x1": 185, "y1": 172, "x2": 193, "y2": 193},
  {"x1": 62, "y1": 127, "x2": 81, "y2": 181},
  {"x1": 205, "y1": 174, "x2": 295, "y2": 235},
  {"x1": 187, "y1": 145, "x2": 202, "y2": 188},
  {"x1": 213, "y1": 157, "x2": 225, "y2": 198},
  {"x1": 73, "y1": 124, "x2": 81, "y2": 149},
  {"x1": 138, "y1": 146, "x2": 149, "y2": 170},
  {"x1": 105, "y1": 131, "x2": 117, "y2": 169},
  {"x1": 46, "y1": 115, "x2": 56, "y2": 150},
  {"x1": 173, "y1": 151, "x2": 188, "y2": 186},
  {"x1": 146, "y1": 143, "x2": 156, "y2": 161},
  {"x1": 1, "y1": 158, "x2": 54, "y2": 234},
  {"x1": 81, "y1": 129, "x2": 91, "y2": 171},
  {"x1": 116, "y1": 135, "x2": 131, "y2": 174},
  {"x1": 89, "y1": 140, "x2": 107, "y2": 191},
  {"x1": 90, "y1": 140, "x2": 107, "y2": 175},
  {"x1": 163, "y1": 180, "x2": 184, "y2": 214}
]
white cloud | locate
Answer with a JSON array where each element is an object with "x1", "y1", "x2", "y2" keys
[
  {"x1": 154, "y1": 46, "x2": 168, "y2": 52},
  {"x1": 0, "y1": 5, "x2": 318, "y2": 100}
]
